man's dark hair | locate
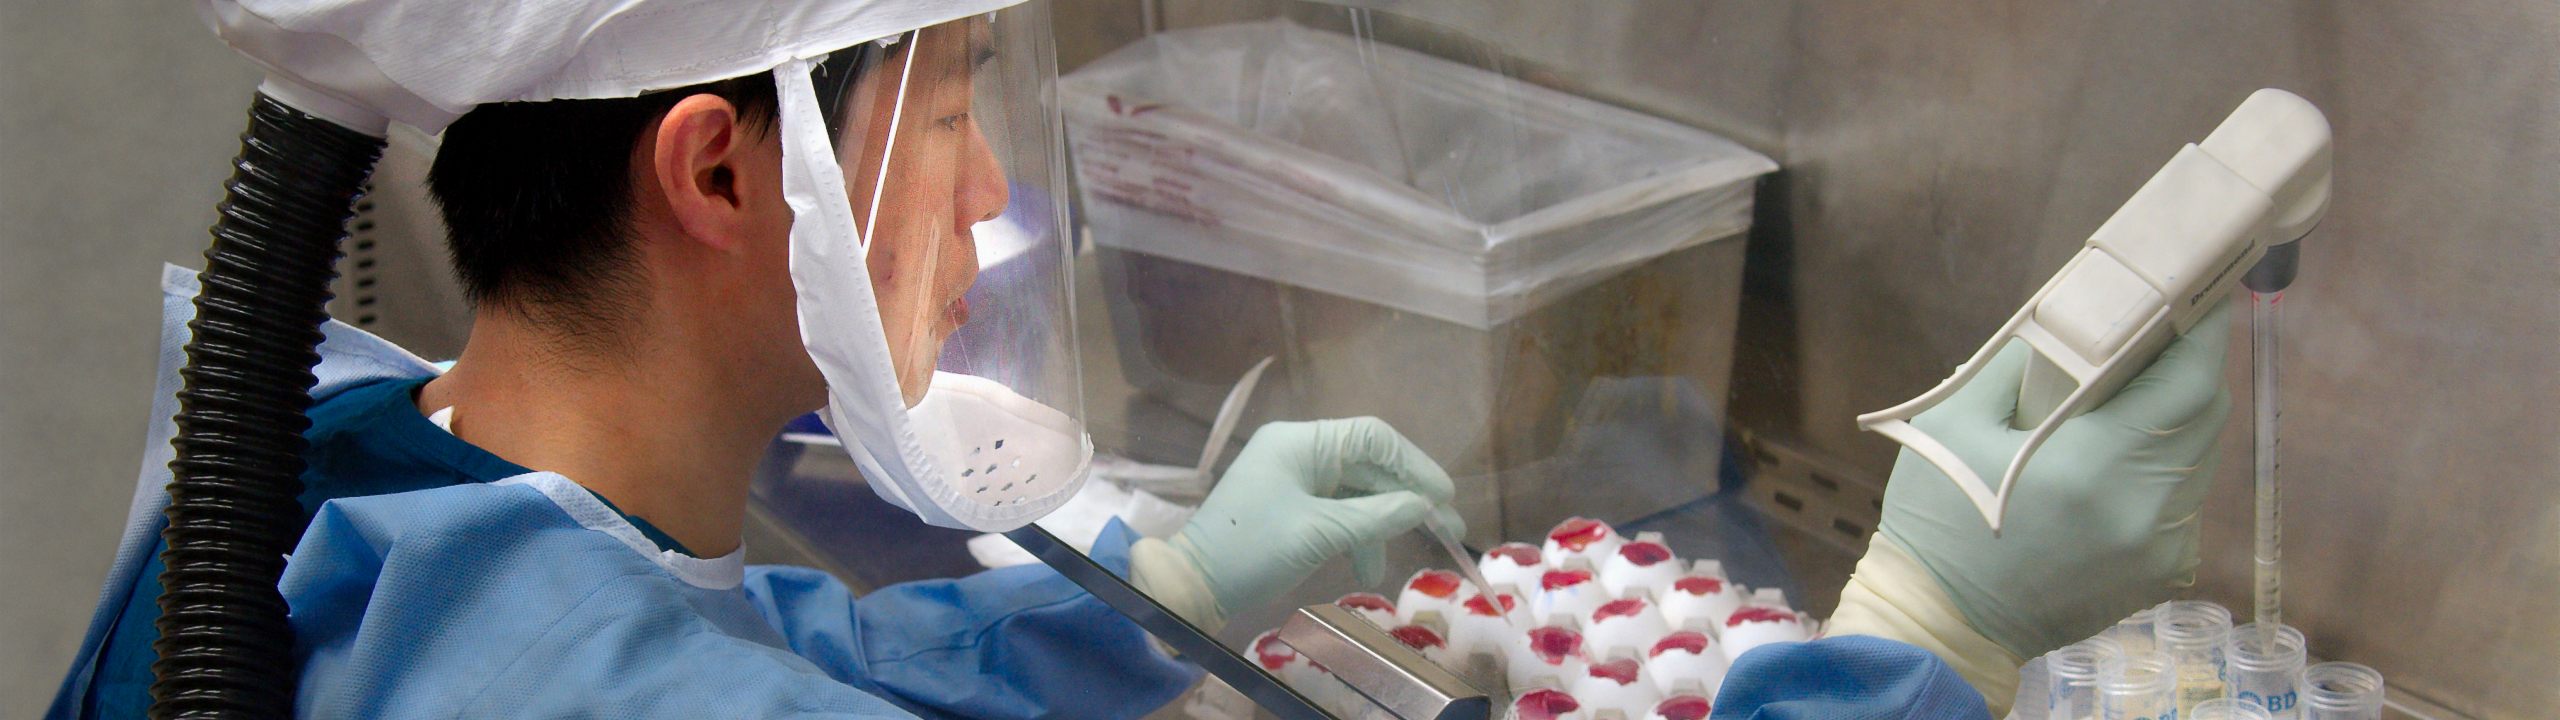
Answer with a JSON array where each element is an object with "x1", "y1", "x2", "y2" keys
[{"x1": 425, "y1": 74, "x2": 780, "y2": 326}]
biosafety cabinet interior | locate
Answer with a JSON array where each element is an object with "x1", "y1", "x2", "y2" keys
[
  {"x1": 332, "y1": 1, "x2": 2557, "y2": 718},
  {"x1": 1043, "y1": 3, "x2": 2546, "y2": 718}
]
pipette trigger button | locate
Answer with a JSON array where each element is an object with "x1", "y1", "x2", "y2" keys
[{"x1": 2036, "y1": 252, "x2": 2163, "y2": 364}]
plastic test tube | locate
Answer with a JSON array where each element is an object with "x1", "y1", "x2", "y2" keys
[
  {"x1": 2191, "y1": 698, "x2": 2276, "y2": 720},
  {"x1": 2156, "y1": 599, "x2": 2233, "y2": 628},
  {"x1": 2097, "y1": 650, "x2": 2177, "y2": 720},
  {"x1": 2226, "y1": 623, "x2": 2308, "y2": 720},
  {"x1": 2046, "y1": 636, "x2": 2123, "y2": 720},
  {"x1": 2104, "y1": 603, "x2": 2164, "y2": 656},
  {"x1": 2153, "y1": 601, "x2": 2234, "y2": 714},
  {"x1": 2300, "y1": 662, "x2": 2386, "y2": 720}
]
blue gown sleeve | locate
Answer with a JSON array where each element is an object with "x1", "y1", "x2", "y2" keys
[
  {"x1": 741, "y1": 519, "x2": 1203, "y2": 720},
  {"x1": 1708, "y1": 636, "x2": 1992, "y2": 720}
]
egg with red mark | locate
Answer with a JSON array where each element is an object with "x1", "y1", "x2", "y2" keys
[
  {"x1": 1647, "y1": 694, "x2": 1715, "y2": 720},
  {"x1": 1507, "y1": 623, "x2": 1590, "y2": 690},
  {"x1": 1646, "y1": 630, "x2": 1729, "y2": 697},
  {"x1": 1532, "y1": 568, "x2": 1608, "y2": 624},
  {"x1": 1583, "y1": 597, "x2": 1674, "y2": 658},
  {"x1": 1599, "y1": 540, "x2": 1684, "y2": 599},
  {"x1": 1542, "y1": 517, "x2": 1624, "y2": 571},
  {"x1": 1446, "y1": 592, "x2": 1524, "y2": 662},
  {"x1": 1720, "y1": 605, "x2": 1811, "y2": 662},
  {"x1": 1397, "y1": 569, "x2": 1468, "y2": 625},
  {"x1": 1252, "y1": 630, "x2": 1303, "y2": 673},
  {"x1": 1333, "y1": 592, "x2": 1399, "y2": 630},
  {"x1": 1478, "y1": 542, "x2": 1546, "y2": 595},
  {"x1": 1386, "y1": 623, "x2": 1454, "y2": 667},
  {"x1": 1513, "y1": 689, "x2": 1589, "y2": 720},
  {"x1": 1660, "y1": 573, "x2": 1744, "y2": 634},
  {"x1": 1571, "y1": 657, "x2": 1665, "y2": 720}
]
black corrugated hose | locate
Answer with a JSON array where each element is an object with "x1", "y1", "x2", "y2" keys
[{"x1": 149, "y1": 91, "x2": 384, "y2": 719}]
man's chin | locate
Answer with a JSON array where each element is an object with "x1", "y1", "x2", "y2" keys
[{"x1": 894, "y1": 332, "x2": 954, "y2": 407}]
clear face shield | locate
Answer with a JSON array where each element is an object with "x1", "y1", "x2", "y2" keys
[{"x1": 775, "y1": 6, "x2": 1087, "y2": 532}]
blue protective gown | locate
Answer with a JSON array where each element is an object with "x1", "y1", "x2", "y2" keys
[
  {"x1": 73, "y1": 375, "x2": 712, "y2": 719},
  {"x1": 281, "y1": 472, "x2": 1196, "y2": 718},
  {"x1": 1709, "y1": 637, "x2": 1992, "y2": 719},
  {"x1": 48, "y1": 267, "x2": 1199, "y2": 719}
]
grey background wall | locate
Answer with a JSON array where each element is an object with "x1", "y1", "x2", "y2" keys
[{"x1": 1, "y1": 3, "x2": 266, "y2": 717}]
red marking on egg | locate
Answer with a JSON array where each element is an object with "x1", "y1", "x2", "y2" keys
[
  {"x1": 1527, "y1": 626, "x2": 1584, "y2": 664},
  {"x1": 1515, "y1": 689, "x2": 1582, "y2": 720},
  {"x1": 1388, "y1": 625, "x2": 1447, "y2": 650},
  {"x1": 1541, "y1": 569, "x2": 1595, "y2": 591},
  {"x1": 1617, "y1": 541, "x2": 1674, "y2": 566},
  {"x1": 1594, "y1": 598, "x2": 1649, "y2": 622},
  {"x1": 1651, "y1": 631, "x2": 1712, "y2": 658},
  {"x1": 1654, "y1": 695, "x2": 1714, "y2": 720},
  {"x1": 1587, "y1": 658, "x2": 1642, "y2": 685},
  {"x1": 1672, "y1": 576, "x2": 1725, "y2": 596},
  {"x1": 1463, "y1": 594, "x2": 1518, "y2": 616},
  {"x1": 1548, "y1": 517, "x2": 1613, "y2": 551},
  {"x1": 1335, "y1": 593, "x2": 1396, "y2": 615},
  {"x1": 1488, "y1": 542, "x2": 1543, "y2": 566},
  {"x1": 1727, "y1": 606, "x2": 1798, "y2": 627},
  {"x1": 1254, "y1": 633, "x2": 1296, "y2": 670},
  {"x1": 1408, "y1": 570, "x2": 1463, "y2": 598}
]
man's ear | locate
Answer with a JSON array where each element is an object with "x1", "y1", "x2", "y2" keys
[{"x1": 650, "y1": 94, "x2": 751, "y2": 252}]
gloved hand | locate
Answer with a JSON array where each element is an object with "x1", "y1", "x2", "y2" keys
[
  {"x1": 1127, "y1": 417, "x2": 1461, "y2": 629},
  {"x1": 1830, "y1": 302, "x2": 2233, "y2": 713}
]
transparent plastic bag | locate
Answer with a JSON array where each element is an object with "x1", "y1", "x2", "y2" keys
[{"x1": 1063, "y1": 19, "x2": 1776, "y2": 329}]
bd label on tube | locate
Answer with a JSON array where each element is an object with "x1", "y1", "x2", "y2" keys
[{"x1": 2234, "y1": 690, "x2": 2296, "y2": 714}]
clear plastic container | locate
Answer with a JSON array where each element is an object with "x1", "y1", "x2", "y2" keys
[
  {"x1": 2301, "y1": 662, "x2": 2386, "y2": 720},
  {"x1": 2153, "y1": 601, "x2": 2234, "y2": 713},
  {"x1": 2226, "y1": 622, "x2": 2308, "y2": 720},
  {"x1": 2191, "y1": 698, "x2": 2276, "y2": 720},
  {"x1": 2047, "y1": 636, "x2": 2124, "y2": 720},
  {"x1": 2155, "y1": 599, "x2": 2232, "y2": 628},
  {"x1": 2098, "y1": 650, "x2": 2178, "y2": 720},
  {"x1": 1064, "y1": 17, "x2": 1777, "y2": 544},
  {"x1": 2104, "y1": 603, "x2": 2164, "y2": 656}
]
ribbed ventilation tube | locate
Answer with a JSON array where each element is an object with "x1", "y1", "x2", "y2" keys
[{"x1": 149, "y1": 91, "x2": 384, "y2": 719}]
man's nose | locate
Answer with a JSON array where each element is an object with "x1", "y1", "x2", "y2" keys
[{"x1": 958, "y1": 119, "x2": 1010, "y2": 226}]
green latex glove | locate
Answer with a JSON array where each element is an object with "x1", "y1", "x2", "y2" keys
[
  {"x1": 1872, "y1": 301, "x2": 2234, "y2": 662},
  {"x1": 1154, "y1": 417, "x2": 1462, "y2": 620}
]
